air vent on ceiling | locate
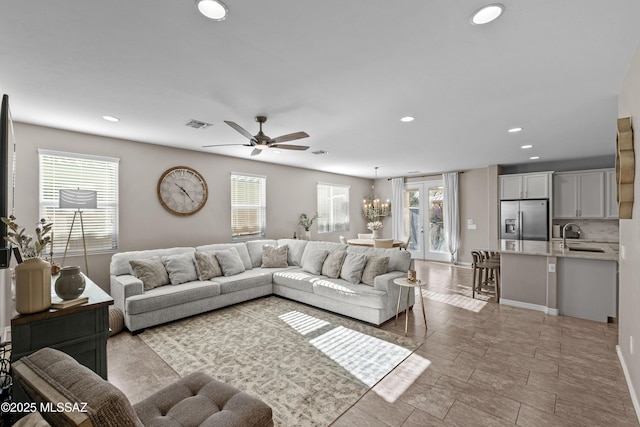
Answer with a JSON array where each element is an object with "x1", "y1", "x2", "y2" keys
[
  {"x1": 185, "y1": 119, "x2": 213, "y2": 129},
  {"x1": 312, "y1": 150, "x2": 328, "y2": 155}
]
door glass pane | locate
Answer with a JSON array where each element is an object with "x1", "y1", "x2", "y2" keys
[
  {"x1": 405, "y1": 189, "x2": 421, "y2": 251},
  {"x1": 428, "y1": 186, "x2": 446, "y2": 253}
]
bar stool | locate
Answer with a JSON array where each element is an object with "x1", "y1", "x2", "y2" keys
[{"x1": 471, "y1": 250, "x2": 500, "y2": 300}]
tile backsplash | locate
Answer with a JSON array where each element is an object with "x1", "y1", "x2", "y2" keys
[{"x1": 552, "y1": 219, "x2": 619, "y2": 242}]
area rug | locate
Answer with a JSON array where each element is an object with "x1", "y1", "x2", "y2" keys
[{"x1": 139, "y1": 296, "x2": 419, "y2": 426}]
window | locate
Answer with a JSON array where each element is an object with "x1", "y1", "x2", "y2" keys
[
  {"x1": 317, "y1": 183, "x2": 349, "y2": 233},
  {"x1": 39, "y1": 149, "x2": 119, "y2": 255},
  {"x1": 231, "y1": 173, "x2": 266, "y2": 239}
]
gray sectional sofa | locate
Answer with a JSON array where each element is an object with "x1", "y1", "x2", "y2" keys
[{"x1": 110, "y1": 239, "x2": 414, "y2": 332}]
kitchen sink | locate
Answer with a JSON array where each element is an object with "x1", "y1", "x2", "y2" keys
[{"x1": 569, "y1": 247, "x2": 605, "y2": 253}]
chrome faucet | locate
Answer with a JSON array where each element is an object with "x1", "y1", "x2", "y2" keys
[{"x1": 560, "y1": 223, "x2": 582, "y2": 249}]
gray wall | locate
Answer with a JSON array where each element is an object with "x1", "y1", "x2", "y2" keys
[
  {"x1": 618, "y1": 40, "x2": 640, "y2": 416},
  {"x1": 11, "y1": 123, "x2": 372, "y2": 290}
]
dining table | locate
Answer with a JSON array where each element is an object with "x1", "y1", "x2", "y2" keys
[{"x1": 346, "y1": 239, "x2": 404, "y2": 247}]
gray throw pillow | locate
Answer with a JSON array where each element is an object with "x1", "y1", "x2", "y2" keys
[
  {"x1": 194, "y1": 251, "x2": 222, "y2": 280},
  {"x1": 361, "y1": 256, "x2": 390, "y2": 286},
  {"x1": 302, "y1": 248, "x2": 329, "y2": 275},
  {"x1": 262, "y1": 245, "x2": 289, "y2": 268},
  {"x1": 161, "y1": 253, "x2": 198, "y2": 285},
  {"x1": 129, "y1": 257, "x2": 170, "y2": 291},
  {"x1": 321, "y1": 250, "x2": 347, "y2": 279},
  {"x1": 215, "y1": 247, "x2": 246, "y2": 276},
  {"x1": 340, "y1": 252, "x2": 369, "y2": 284}
]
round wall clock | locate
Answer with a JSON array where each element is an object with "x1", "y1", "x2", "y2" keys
[{"x1": 157, "y1": 166, "x2": 208, "y2": 216}]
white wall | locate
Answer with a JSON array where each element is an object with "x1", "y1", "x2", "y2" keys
[
  {"x1": 618, "y1": 41, "x2": 640, "y2": 417},
  {"x1": 11, "y1": 123, "x2": 372, "y2": 290}
]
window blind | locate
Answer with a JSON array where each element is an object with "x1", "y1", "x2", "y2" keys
[
  {"x1": 317, "y1": 183, "x2": 350, "y2": 233},
  {"x1": 231, "y1": 173, "x2": 266, "y2": 239},
  {"x1": 39, "y1": 149, "x2": 119, "y2": 255}
]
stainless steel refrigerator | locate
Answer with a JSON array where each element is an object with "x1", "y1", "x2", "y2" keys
[{"x1": 500, "y1": 199, "x2": 549, "y2": 241}]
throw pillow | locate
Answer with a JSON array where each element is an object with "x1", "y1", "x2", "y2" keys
[
  {"x1": 129, "y1": 257, "x2": 170, "y2": 291},
  {"x1": 215, "y1": 247, "x2": 246, "y2": 276},
  {"x1": 194, "y1": 251, "x2": 222, "y2": 280},
  {"x1": 301, "y1": 248, "x2": 329, "y2": 275},
  {"x1": 161, "y1": 253, "x2": 198, "y2": 285},
  {"x1": 361, "y1": 256, "x2": 390, "y2": 286},
  {"x1": 321, "y1": 250, "x2": 347, "y2": 279},
  {"x1": 261, "y1": 245, "x2": 289, "y2": 268},
  {"x1": 340, "y1": 252, "x2": 369, "y2": 284}
]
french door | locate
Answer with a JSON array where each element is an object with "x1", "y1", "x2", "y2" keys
[{"x1": 404, "y1": 181, "x2": 449, "y2": 262}]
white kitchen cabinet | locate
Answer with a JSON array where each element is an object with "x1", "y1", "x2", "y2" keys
[
  {"x1": 500, "y1": 172, "x2": 550, "y2": 200},
  {"x1": 553, "y1": 170, "x2": 606, "y2": 218},
  {"x1": 606, "y1": 169, "x2": 619, "y2": 218}
]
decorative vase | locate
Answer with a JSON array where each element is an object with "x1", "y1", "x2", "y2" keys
[
  {"x1": 15, "y1": 258, "x2": 52, "y2": 314},
  {"x1": 305, "y1": 230, "x2": 311, "y2": 241},
  {"x1": 55, "y1": 266, "x2": 86, "y2": 300},
  {"x1": 372, "y1": 229, "x2": 381, "y2": 239}
]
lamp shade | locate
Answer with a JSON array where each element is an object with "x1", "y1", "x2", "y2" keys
[{"x1": 59, "y1": 189, "x2": 97, "y2": 209}]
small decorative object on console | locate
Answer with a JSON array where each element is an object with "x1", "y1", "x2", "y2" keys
[
  {"x1": 55, "y1": 266, "x2": 86, "y2": 300},
  {"x1": 407, "y1": 269, "x2": 417, "y2": 284}
]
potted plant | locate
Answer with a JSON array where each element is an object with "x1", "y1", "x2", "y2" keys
[{"x1": 298, "y1": 213, "x2": 318, "y2": 240}]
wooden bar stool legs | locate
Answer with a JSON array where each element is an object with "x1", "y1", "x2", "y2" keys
[{"x1": 471, "y1": 250, "x2": 500, "y2": 301}]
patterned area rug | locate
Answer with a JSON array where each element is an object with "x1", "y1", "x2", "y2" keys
[{"x1": 139, "y1": 296, "x2": 419, "y2": 426}]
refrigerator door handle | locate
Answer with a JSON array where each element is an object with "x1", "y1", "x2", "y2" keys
[{"x1": 518, "y1": 210, "x2": 523, "y2": 239}]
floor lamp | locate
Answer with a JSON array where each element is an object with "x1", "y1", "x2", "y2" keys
[{"x1": 60, "y1": 189, "x2": 97, "y2": 276}]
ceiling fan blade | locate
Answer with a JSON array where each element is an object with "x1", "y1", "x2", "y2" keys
[
  {"x1": 224, "y1": 120, "x2": 255, "y2": 141},
  {"x1": 271, "y1": 131, "x2": 309, "y2": 144},
  {"x1": 202, "y1": 143, "x2": 253, "y2": 148},
  {"x1": 271, "y1": 144, "x2": 309, "y2": 151},
  {"x1": 250, "y1": 148, "x2": 262, "y2": 156}
]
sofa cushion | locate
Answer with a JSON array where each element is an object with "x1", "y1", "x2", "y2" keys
[
  {"x1": 346, "y1": 246, "x2": 412, "y2": 272},
  {"x1": 194, "y1": 251, "x2": 222, "y2": 280},
  {"x1": 215, "y1": 247, "x2": 246, "y2": 276},
  {"x1": 196, "y1": 243, "x2": 253, "y2": 270},
  {"x1": 261, "y1": 245, "x2": 288, "y2": 268},
  {"x1": 161, "y1": 253, "x2": 198, "y2": 285},
  {"x1": 361, "y1": 256, "x2": 390, "y2": 286},
  {"x1": 340, "y1": 252, "x2": 368, "y2": 284},
  {"x1": 321, "y1": 250, "x2": 347, "y2": 279},
  {"x1": 245, "y1": 240, "x2": 278, "y2": 268},
  {"x1": 126, "y1": 281, "x2": 221, "y2": 315},
  {"x1": 129, "y1": 257, "x2": 170, "y2": 291},
  {"x1": 276, "y1": 239, "x2": 308, "y2": 266},
  {"x1": 301, "y1": 248, "x2": 328, "y2": 275},
  {"x1": 213, "y1": 269, "x2": 276, "y2": 294},
  {"x1": 300, "y1": 241, "x2": 346, "y2": 267},
  {"x1": 112, "y1": 247, "x2": 194, "y2": 276},
  {"x1": 272, "y1": 268, "x2": 318, "y2": 293},
  {"x1": 312, "y1": 278, "x2": 386, "y2": 309}
]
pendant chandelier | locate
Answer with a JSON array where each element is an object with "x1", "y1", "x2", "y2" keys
[{"x1": 362, "y1": 167, "x2": 390, "y2": 221}]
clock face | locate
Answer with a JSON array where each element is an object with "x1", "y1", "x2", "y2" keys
[{"x1": 157, "y1": 166, "x2": 208, "y2": 216}]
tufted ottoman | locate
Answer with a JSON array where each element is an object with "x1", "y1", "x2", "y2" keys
[{"x1": 13, "y1": 347, "x2": 273, "y2": 427}]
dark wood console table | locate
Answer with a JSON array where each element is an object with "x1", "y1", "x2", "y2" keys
[{"x1": 11, "y1": 275, "x2": 113, "y2": 379}]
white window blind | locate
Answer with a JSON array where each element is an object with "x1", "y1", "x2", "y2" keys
[
  {"x1": 39, "y1": 149, "x2": 119, "y2": 255},
  {"x1": 231, "y1": 173, "x2": 266, "y2": 239},
  {"x1": 317, "y1": 183, "x2": 350, "y2": 233}
]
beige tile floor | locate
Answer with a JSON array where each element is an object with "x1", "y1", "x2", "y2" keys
[{"x1": 108, "y1": 261, "x2": 639, "y2": 426}]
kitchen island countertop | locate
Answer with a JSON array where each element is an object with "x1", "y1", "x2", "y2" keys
[{"x1": 496, "y1": 239, "x2": 618, "y2": 262}]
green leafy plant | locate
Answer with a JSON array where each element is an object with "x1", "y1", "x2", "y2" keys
[
  {"x1": 298, "y1": 212, "x2": 319, "y2": 231},
  {"x1": 1, "y1": 215, "x2": 52, "y2": 259}
]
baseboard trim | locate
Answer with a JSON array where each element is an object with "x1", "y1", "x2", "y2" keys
[
  {"x1": 500, "y1": 299, "x2": 558, "y2": 316},
  {"x1": 617, "y1": 345, "x2": 640, "y2": 424}
]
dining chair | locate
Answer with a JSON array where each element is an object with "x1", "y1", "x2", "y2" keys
[
  {"x1": 399, "y1": 236, "x2": 410, "y2": 250},
  {"x1": 358, "y1": 233, "x2": 373, "y2": 239},
  {"x1": 339, "y1": 235, "x2": 348, "y2": 245},
  {"x1": 373, "y1": 239, "x2": 394, "y2": 248}
]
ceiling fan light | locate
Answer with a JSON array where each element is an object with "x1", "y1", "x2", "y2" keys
[
  {"x1": 471, "y1": 4, "x2": 504, "y2": 25},
  {"x1": 196, "y1": 0, "x2": 228, "y2": 21}
]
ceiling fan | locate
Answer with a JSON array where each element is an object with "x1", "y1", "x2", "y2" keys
[{"x1": 203, "y1": 116, "x2": 310, "y2": 156}]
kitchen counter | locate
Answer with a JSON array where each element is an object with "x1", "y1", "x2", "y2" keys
[{"x1": 497, "y1": 239, "x2": 618, "y2": 262}]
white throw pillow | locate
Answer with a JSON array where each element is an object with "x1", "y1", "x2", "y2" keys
[
  {"x1": 215, "y1": 247, "x2": 246, "y2": 276},
  {"x1": 339, "y1": 252, "x2": 368, "y2": 284},
  {"x1": 301, "y1": 248, "x2": 329, "y2": 275},
  {"x1": 161, "y1": 253, "x2": 198, "y2": 285}
]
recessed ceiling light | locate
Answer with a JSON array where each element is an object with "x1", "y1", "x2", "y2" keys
[
  {"x1": 102, "y1": 115, "x2": 119, "y2": 122},
  {"x1": 530, "y1": 156, "x2": 540, "y2": 160},
  {"x1": 471, "y1": 4, "x2": 505, "y2": 25},
  {"x1": 521, "y1": 145, "x2": 533, "y2": 149},
  {"x1": 508, "y1": 127, "x2": 523, "y2": 133},
  {"x1": 400, "y1": 116, "x2": 415, "y2": 122},
  {"x1": 196, "y1": 0, "x2": 228, "y2": 21}
]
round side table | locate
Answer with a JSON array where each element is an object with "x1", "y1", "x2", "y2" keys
[{"x1": 393, "y1": 278, "x2": 427, "y2": 336}]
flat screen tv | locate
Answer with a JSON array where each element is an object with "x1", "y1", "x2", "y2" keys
[{"x1": 0, "y1": 95, "x2": 15, "y2": 269}]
